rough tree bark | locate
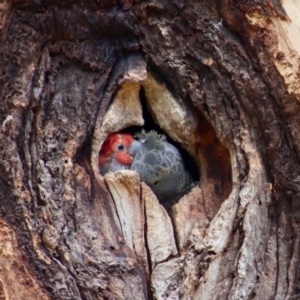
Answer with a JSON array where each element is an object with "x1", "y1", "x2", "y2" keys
[{"x1": 0, "y1": 0, "x2": 300, "y2": 299}]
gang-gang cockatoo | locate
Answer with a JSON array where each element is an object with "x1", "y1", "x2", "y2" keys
[
  {"x1": 130, "y1": 130, "x2": 193, "y2": 203},
  {"x1": 98, "y1": 133, "x2": 141, "y2": 175}
]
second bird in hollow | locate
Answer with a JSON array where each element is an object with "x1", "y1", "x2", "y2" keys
[{"x1": 130, "y1": 130, "x2": 193, "y2": 203}]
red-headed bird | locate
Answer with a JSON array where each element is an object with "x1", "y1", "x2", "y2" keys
[{"x1": 98, "y1": 133, "x2": 141, "y2": 175}]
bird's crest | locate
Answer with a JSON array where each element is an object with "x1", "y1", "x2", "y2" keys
[{"x1": 136, "y1": 130, "x2": 166, "y2": 147}]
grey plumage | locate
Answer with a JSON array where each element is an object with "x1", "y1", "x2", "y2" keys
[{"x1": 130, "y1": 130, "x2": 193, "y2": 203}]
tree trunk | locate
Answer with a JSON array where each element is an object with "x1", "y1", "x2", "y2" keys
[{"x1": 0, "y1": 0, "x2": 300, "y2": 299}]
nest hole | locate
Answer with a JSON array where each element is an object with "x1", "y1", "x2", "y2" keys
[
  {"x1": 120, "y1": 87, "x2": 200, "y2": 182},
  {"x1": 95, "y1": 73, "x2": 232, "y2": 218}
]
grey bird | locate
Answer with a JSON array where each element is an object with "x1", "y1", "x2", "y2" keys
[{"x1": 130, "y1": 130, "x2": 193, "y2": 203}]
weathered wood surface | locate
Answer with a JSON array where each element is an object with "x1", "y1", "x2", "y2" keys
[{"x1": 0, "y1": 0, "x2": 300, "y2": 299}]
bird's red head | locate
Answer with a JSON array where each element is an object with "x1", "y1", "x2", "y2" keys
[{"x1": 98, "y1": 133, "x2": 135, "y2": 167}]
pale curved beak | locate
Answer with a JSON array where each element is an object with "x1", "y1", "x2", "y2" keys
[{"x1": 129, "y1": 140, "x2": 142, "y2": 157}]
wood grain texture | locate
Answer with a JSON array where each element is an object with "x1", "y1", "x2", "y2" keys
[{"x1": 0, "y1": 0, "x2": 300, "y2": 299}]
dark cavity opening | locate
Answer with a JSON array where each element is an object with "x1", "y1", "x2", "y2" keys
[{"x1": 120, "y1": 87, "x2": 200, "y2": 182}]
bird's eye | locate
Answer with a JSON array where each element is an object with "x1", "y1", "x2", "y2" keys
[{"x1": 117, "y1": 144, "x2": 124, "y2": 150}]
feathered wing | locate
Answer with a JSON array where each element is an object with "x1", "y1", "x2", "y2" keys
[
  {"x1": 131, "y1": 130, "x2": 193, "y2": 202},
  {"x1": 131, "y1": 148, "x2": 171, "y2": 184}
]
